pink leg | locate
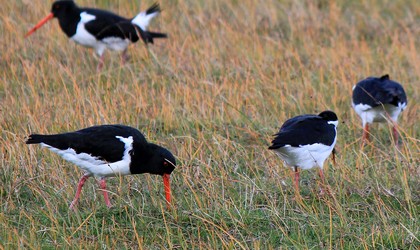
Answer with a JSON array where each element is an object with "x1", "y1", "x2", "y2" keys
[
  {"x1": 294, "y1": 167, "x2": 300, "y2": 192},
  {"x1": 362, "y1": 124, "x2": 369, "y2": 144},
  {"x1": 392, "y1": 126, "x2": 399, "y2": 146},
  {"x1": 121, "y1": 50, "x2": 129, "y2": 65},
  {"x1": 97, "y1": 54, "x2": 105, "y2": 71},
  {"x1": 69, "y1": 174, "x2": 90, "y2": 210},
  {"x1": 99, "y1": 178, "x2": 111, "y2": 208},
  {"x1": 319, "y1": 169, "x2": 325, "y2": 185},
  {"x1": 319, "y1": 169, "x2": 326, "y2": 195}
]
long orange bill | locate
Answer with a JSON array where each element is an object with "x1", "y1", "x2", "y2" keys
[
  {"x1": 25, "y1": 13, "x2": 54, "y2": 38},
  {"x1": 163, "y1": 173, "x2": 171, "y2": 208}
]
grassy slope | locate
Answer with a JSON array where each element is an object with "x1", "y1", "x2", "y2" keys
[{"x1": 0, "y1": 0, "x2": 419, "y2": 249}]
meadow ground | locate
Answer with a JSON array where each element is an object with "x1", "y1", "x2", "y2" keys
[{"x1": 0, "y1": 0, "x2": 419, "y2": 249}]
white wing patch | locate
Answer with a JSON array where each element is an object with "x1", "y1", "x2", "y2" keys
[
  {"x1": 40, "y1": 135, "x2": 134, "y2": 177},
  {"x1": 41, "y1": 143, "x2": 106, "y2": 165},
  {"x1": 115, "y1": 136, "x2": 133, "y2": 162}
]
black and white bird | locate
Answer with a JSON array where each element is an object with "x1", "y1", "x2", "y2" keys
[
  {"x1": 25, "y1": 0, "x2": 167, "y2": 70},
  {"x1": 352, "y1": 74, "x2": 407, "y2": 144},
  {"x1": 268, "y1": 111, "x2": 338, "y2": 191},
  {"x1": 26, "y1": 125, "x2": 176, "y2": 210}
]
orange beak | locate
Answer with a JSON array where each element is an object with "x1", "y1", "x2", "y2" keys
[
  {"x1": 25, "y1": 13, "x2": 54, "y2": 38},
  {"x1": 163, "y1": 173, "x2": 171, "y2": 208}
]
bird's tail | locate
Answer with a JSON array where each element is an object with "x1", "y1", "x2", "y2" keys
[
  {"x1": 131, "y1": 2, "x2": 162, "y2": 30},
  {"x1": 139, "y1": 30, "x2": 167, "y2": 44},
  {"x1": 26, "y1": 134, "x2": 46, "y2": 144}
]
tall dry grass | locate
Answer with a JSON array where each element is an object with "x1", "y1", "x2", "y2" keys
[{"x1": 1, "y1": 0, "x2": 419, "y2": 248}]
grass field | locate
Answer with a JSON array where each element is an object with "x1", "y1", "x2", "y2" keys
[{"x1": 1, "y1": 0, "x2": 419, "y2": 248}]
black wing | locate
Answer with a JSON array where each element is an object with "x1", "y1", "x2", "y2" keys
[
  {"x1": 269, "y1": 115, "x2": 336, "y2": 149},
  {"x1": 87, "y1": 20, "x2": 143, "y2": 43},
  {"x1": 82, "y1": 8, "x2": 166, "y2": 44},
  {"x1": 352, "y1": 75, "x2": 407, "y2": 107},
  {"x1": 80, "y1": 8, "x2": 137, "y2": 41},
  {"x1": 86, "y1": 18, "x2": 166, "y2": 44},
  {"x1": 26, "y1": 125, "x2": 148, "y2": 163}
]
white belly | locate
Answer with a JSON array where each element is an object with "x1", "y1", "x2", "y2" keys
[
  {"x1": 102, "y1": 37, "x2": 130, "y2": 52},
  {"x1": 352, "y1": 103, "x2": 406, "y2": 125},
  {"x1": 274, "y1": 143, "x2": 334, "y2": 170}
]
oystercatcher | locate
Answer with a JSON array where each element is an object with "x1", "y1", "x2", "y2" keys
[
  {"x1": 26, "y1": 125, "x2": 176, "y2": 210},
  {"x1": 352, "y1": 74, "x2": 407, "y2": 144},
  {"x1": 268, "y1": 111, "x2": 338, "y2": 192},
  {"x1": 25, "y1": 1, "x2": 167, "y2": 70}
]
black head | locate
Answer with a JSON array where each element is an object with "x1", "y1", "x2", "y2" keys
[
  {"x1": 318, "y1": 110, "x2": 338, "y2": 122},
  {"x1": 51, "y1": 0, "x2": 78, "y2": 18},
  {"x1": 148, "y1": 144, "x2": 176, "y2": 176}
]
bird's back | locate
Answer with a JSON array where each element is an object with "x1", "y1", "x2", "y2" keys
[
  {"x1": 352, "y1": 75, "x2": 407, "y2": 108},
  {"x1": 269, "y1": 115, "x2": 336, "y2": 149},
  {"x1": 26, "y1": 125, "x2": 147, "y2": 163}
]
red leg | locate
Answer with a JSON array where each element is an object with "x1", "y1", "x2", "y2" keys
[
  {"x1": 99, "y1": 178, "x2": 111, "y2": 208},
  {"x1": 294, "y1": 166, "x2": 300, "y2": 192},
  {"x1": 69, "y1": 174, "x2": 90, "y2": 210},
  {"x1": 362, "y1": 124, "x2": 369, "y2": 143}
]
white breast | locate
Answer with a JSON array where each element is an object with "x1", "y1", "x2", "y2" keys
[{"x1": 70, "y1": 12, "x2": 97, "y2": 46}]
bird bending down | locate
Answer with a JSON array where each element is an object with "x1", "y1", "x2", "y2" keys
[
  {"x1": 25, "y1": 0, "x2": 167, "y2": 70},
  {"x1": 268, "y1": 111, "x2": 338, "y2": 192},
  {"x1": 26, "y1": 125, "x2": 176, "y2": 210},
  {"x1": 352, "y1": 74, "x2": 407, "y2": 145}
]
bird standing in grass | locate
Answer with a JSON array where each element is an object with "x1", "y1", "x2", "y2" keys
[
  {"x1": 26, "y1": 124, "x2": 176, "y2": 210},
  {"x1": 268, "y1": 111, "x2": 338, "y2": 192},
  {"x1": 25, "y1": 0, "x2": 167, "y2": 70},
  {"x1": 352, "y1": 74, "x2": 407, "y2": 145}
]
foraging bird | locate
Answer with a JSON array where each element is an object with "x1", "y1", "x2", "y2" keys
[
  {"x1": 352, "y1": 75, "x2": 407, "y2": 144},
  {"x1": 25, "y1": 0, "x2": 167, "y2": 70},
  {"x1": 268, "y1": 111, "x2": 338, "y2": 191},
  {"x1": 26, "y1": 125, "x2": 176, "y2": 210}
]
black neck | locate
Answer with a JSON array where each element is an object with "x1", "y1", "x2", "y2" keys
[
  {"x1": 57, "y1": 7, "x2": 81, "y2": 37},
  {"x1": 129, "y1": 143, "x2": 161, "y2": 175}
]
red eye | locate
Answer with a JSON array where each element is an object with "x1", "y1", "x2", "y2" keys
[{"x1": 163, "y1": 161, "x2": 168, "y2": 166}]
